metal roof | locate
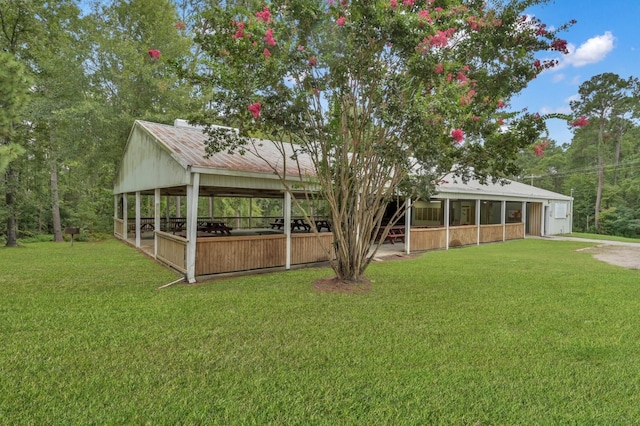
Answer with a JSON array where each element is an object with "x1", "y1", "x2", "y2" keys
[
  {"x1": 136, "y1": 120, "x2": 315, "y2": 177},
  {"x1": 118, "y1": 120, "x2": 570, "y2": 203},
  {"x1": 436, "y1": 174, "x2": 571, "y2": 202}
]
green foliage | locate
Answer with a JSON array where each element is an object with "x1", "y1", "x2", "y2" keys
[
  {"x1": 187, "y1": 0, "x2": 573, "y2": 281},
  {"x1": 3, "y1": 239, "x2": 640, "y2": 423}
]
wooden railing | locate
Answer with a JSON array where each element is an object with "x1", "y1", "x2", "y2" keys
[
  {"x1": 195, "y1": 232, "x2": 334, "y2": 276},
  {"x1": 409, "y1": 227, "x2": 446, "y2": 251},
  {"x1": 156, "y1": 231, "x2": 187, "y2": 273},
  {"x1": 291, "y1": 233, "x2": 334, "y2": 264},
  {"x1": 479, "y1": 224, "x2": 503, "y2": 243},
  {"x1": 114, "y1": 218, "x2": 125, "y2": 239},
  {"x1": 505, "y1": 222, "x2": 525, "y2": 240},
  {"x1": 449, "y1": 225, "x2": 477, "y2": 246}
]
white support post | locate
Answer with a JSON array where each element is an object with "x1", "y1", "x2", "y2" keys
[
  {"x1": 501, "y1": 200, "x2": 506, "y2": 242},
  {"x1": 208, "y1": 196, "x2": 214, "y2": 220},
  {"x1": 284, "y1": 191, "x2": 292, "y2": 270},
  {"x1": 445, "y1": 198, "x2": 450, "y2": 250},
  {"x1": 154, "y1": 188, "x2": 161, "y2": 258},
  {"x1": 123, "y1": 195, "x2": 128, "y2": 239},
  {"x1": 522, "y1": 201, "x2": 527, "y2": 238},
  {"x1": 176, "y1": 196, "x2": 181, "y2": 218},
  {"x1": 135, "y1": 192, "x2": 141, "y2": 248},
  {"x1": 405, "y1": 198, "x2": 411, "y2": 254},
  {"x1": 476, "y1": 199, "x2": 481, "y2": 245},
  {"x1": 185, "y1": 173, "x2": 200, "y2": 283}
]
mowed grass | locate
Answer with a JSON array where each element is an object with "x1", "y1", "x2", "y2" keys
[{"x1": 2, "y1": 238, "x2": 640, "y2": 424}]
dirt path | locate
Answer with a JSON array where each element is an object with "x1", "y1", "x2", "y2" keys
[{"x1": 547, "y1": 236, "x2": 640, "y2": 270}]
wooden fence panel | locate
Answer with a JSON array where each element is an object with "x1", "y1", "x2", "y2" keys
[
  {"x1": 291, "y1": 233, "x2": 334, "y2": 264},
  {"x1": 479, "y1": 224, "x2": 503, "y2": 243},
  {"x1": 506, "y1": 223, "x2": 525, "y2": 240},
  {"x1": 156, "y1": 231, "x2": 187, "y2": 273},
  {"x1": 196, "y1": 235, "x2": 286, "y2": 275},
  {"x1": 114, "y1": 218, "x2": 125, "y2": 239},
  {"x1": 409, "y1": 227, "x2": 446, "y2": 251},
  {"x1": 449, "y1": 225, "x2": 477, "y2": 246}
]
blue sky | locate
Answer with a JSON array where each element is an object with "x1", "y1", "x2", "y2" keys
[{"x1": 511, "y1": 0, "x2": 640, "y2": 146}]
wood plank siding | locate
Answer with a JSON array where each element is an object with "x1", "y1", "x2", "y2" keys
[
  {"x1": 409, "y1": 227, "x2": 447, "y2": 251},
  {"x1": 449, "y1": 225, "x2": 477, "y2": 246},
  {"x1": 528, "y1": 203, "x2": 542, "y2": 236},
  {"x1": 195, "y1": 233, "x2": 334, "y2": 276},
  {"x1": 505, "y1": 222, "x2": 525, "y2": 240},
  {"x1": 195, "y1": 234, "x2": 286, "y2": 275},
  {"x1": 479, "y1": 224, "x2": 503, "y2": 243},
  {"x1": 114, "y1": 218, "x2": 125, "y2": 239},
  {"x1": 156, "y1": 231, "x2": 187, "y2": 272},
  {"x1": 291, "y1": 233, "x2": 334, "y2": 264}
]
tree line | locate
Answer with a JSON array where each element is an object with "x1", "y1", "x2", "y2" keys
[
  {"x1": 517, "y1": 73, "x2": 640, "y2": 237},
  {"x1": 2, "y1": 0, "x2": 628, "y2": 263}
]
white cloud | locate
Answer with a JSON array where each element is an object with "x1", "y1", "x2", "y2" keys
[
  {"x1": 552, "y1": 73, "x2": 565, "y2": 83},
  {"x1": 540, "y1": 105, "x2": 572, "y2": 115},
  {"x1": 558, "y1": 32, "x2": 615, "y2": 69},
  {"x1": 564, "y1": 94, "x2": 580, "y2": 104}
]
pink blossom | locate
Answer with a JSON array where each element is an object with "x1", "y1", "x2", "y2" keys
[
  {"x1": 460, "y1": 90, "x2": 476, "y2": 106},
  {"x1": 297, "y1": 45, "x2": 305, "y2": 51},
  {"x1": 148, "y1": 49, "x2": 161, "y2": 59},
  {"x1": 390, "y1": 0, "x2": 398, "y2": 7},
  {"x1": 497, "y1": 118, "x2": 504, "y2": 125},
  {"x1": 403, "y1": 0, "x2": 415, "y2": 5},
  {"x1": 550, "y1": 39, "x2": 568, "y2": 54},
  {"x1": 456, "y1": 72, "x2": 469, "y2": 84},
  {"x1": 337, "y1": 16, "x2": 346, "y2": 26},
  {"x1": 472, "y1": 116, "x2": 480, "y2": 121},
  {"x1": 571, "y1": 116, "x2": 589, "y2": 127},
  {"x1": 418, "y1": 10, "x2": 432, "y2": 23},
  {"x1": 174, "y1": 21, "x2": 186, "y2": 30},
  {"x1": 264, "y1": 28, "x2": 276, "y2": 46},
  {"x1": 497, "y1": 100, "x2": 505, "y2": 108},
  {"x1": 533, "y1": 140, "x2": 549, "y2": 157},
  {"x1": 263, "y1": 48, "x2": 271, "y2": 58},
  {"x1": 308, "y1": 56, "x2": 318, "y2": 67},
  {"x1": 232, "y1": 21, "x2": 245, "y2": 39},
  {"x1": 536, "y1": 24, "x2": 548, "y2": 36},
  {"x1": 428, "y1": 28, "x2": 456, "y2": 48},
  {"x1": 434, "y1": 63, "x2": 444, "y2": 74},
  {"x1": 255, "y1": 6, "x2": 271, "y2": 23},
  {"x1": 451, "y1": 129, "x2": 464, "y2": 143},
  {"x1": 248, "y1": 102, "x2": 261, "y2": 118},
  {"x1": 533, "y1": 145, "x2": 544, "y2": 157}
]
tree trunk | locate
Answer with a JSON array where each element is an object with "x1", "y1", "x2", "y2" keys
[
  {"x1": 5, "y1": 166, "x2": 18, "y2": 247},
  {"x1": 594, "y1": 153, "x2": 604, "y2": 232},
  {"x1": 51, "y1": 161, "x2": 64, "y2": 242}
]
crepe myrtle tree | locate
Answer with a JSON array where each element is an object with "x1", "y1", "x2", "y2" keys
[{"x1": 184, "y1": 0, "x2": 575, "y2": 283}]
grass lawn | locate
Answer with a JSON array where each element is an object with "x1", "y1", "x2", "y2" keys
[{"x1": 2, "y1": 238, "x2": 640, "y2": 424}]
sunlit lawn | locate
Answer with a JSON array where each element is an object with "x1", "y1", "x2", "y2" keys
[{"x1": 1, "y1": 238, "x2": 640, "y2": 424}]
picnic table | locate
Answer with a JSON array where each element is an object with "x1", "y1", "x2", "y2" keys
[
  {"x1": 269, "y1": 218, "x2": 312, "y2": 232},
  {"x1": 314, "y1": 219, "x2": 331, "y2": 232},
  {"x1": 375, "y1": 226, "x2": 406, "y2": 244},
  {"x1": 198, "y1": 221, "x2": 232, "y2": 235}
]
